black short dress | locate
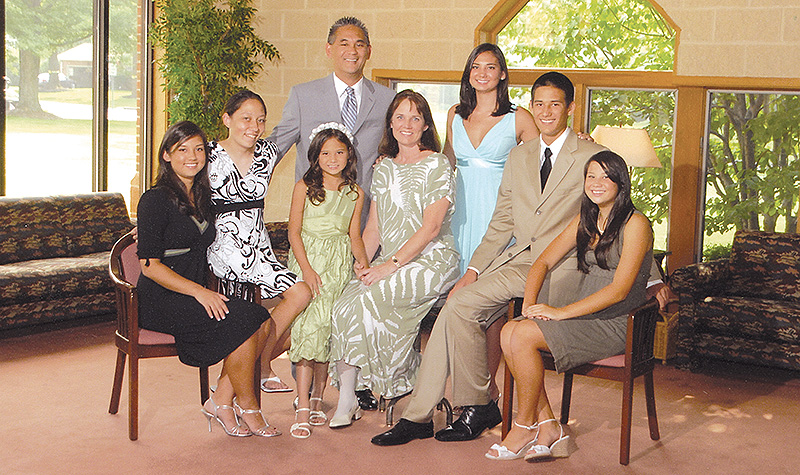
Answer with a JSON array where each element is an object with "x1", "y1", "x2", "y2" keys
[{"x1": 137, "y1": 187, "x2": 269, "y2": 367}]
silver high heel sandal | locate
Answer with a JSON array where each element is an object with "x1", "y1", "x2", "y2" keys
[
  {"x1": 309, "y1": 397, "x2": 327, "y2": 426},
  {"x1": 201, "y1": 397, "x2": 251, "y2": 437},
  {"x1": 485, "y1": 421, "x2": 539, "y2": 460},
  {"x1": 524, "y1": 419, "x2": 570, "y2": 461},
  {"x1": 232, "y1": 397, "x2": 281, "y2": 438}
]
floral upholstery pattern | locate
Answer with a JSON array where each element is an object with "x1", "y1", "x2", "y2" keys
[
  {"x1": 671, "y1": 230, "x2": 800, "y2": 371},
  {"x1": 0, "y1": 193, "x2": 132, "y2": 332},
  {"x1": 265, "y1": 221, "x2": 289, "y2": 266}
]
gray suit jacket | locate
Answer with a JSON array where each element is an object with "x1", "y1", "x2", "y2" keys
[
  {"x1": 266, "y1": 74, "x2": 396, "y2": 202},
  {"x1": 468, "y1": 128, "x2": 607, "y2": 306}
]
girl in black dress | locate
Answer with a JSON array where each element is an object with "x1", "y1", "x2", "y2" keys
[{"x1": 137, "y1": 121, "x2": 279, "y2": 437}]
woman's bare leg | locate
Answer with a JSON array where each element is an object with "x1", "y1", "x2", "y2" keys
[
  {"x1": 487, "y1": 320, "x2": 555, "y2": 456},
  {"x1": 260, "y1": 282, "x2": 311, "y2": 378}
]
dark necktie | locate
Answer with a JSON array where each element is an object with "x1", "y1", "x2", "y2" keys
[{"x1": 540, "y1": 147, "x2": 552, "y2": 191}]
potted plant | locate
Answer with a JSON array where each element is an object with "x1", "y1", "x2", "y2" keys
[{"x1": 150, "y1": 0, "x2": 280, "y2": 139}]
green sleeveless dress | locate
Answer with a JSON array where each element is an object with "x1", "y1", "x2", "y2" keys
[{"x1": 288, "y1": 187, "x2": 358, "y2": 363}]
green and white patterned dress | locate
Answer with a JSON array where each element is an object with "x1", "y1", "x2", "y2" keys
[{"x1": 330, "y1": 153, "x2": 460, "y2": 398}]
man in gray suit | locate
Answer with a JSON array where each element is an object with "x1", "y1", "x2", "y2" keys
[
  {"x1": 266, "y1": 16, "x2": 395, "y2": 410},
  {"x1": 372, "y1": 71, "x2": 609, "y2": 445},
  {"x1": 267, "y1": 16, "x2": 396, "y2": 217}
]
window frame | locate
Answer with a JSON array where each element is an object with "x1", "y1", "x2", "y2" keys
[{"x1": 374, "y1": 68, "x2": 800, "y2": 268}]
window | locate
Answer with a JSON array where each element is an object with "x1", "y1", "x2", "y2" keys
[
  {"x1": 702, "y1": 91, "x2": 800, "y2": 259},
  {"x1": 2, "y1": 0, "x2": 144, "y2": 212}
]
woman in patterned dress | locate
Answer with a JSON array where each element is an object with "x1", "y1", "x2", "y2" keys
[
  {"x1": 207, "y1": 90, "x2": 312, "y2": 392},
  {"x1": 327, "y1": 90, "x2": 460, "y2": 428}
]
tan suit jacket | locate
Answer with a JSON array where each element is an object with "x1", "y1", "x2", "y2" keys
[{"x1": 468, "y1": 128, "x2": 607, "y2": 306}]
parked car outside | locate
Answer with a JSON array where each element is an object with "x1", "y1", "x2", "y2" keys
[{"x1": 38, "y1": 72, "x2": 76, "y2": 90}]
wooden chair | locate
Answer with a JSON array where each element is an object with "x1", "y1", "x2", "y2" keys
[
  {"x1": 501, "y1": 298, "x2": 661, "y2": 465},
  {"x1": 108, "y1": 232, "x2": 210, "y2": 441}
]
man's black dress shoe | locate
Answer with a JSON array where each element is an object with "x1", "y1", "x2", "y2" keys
[
  {"x1": 356, "y1": 388, "x2": 378, "y2": 411},
  {"x1": 371, "y1": 418, "x2": 434, "y2": 446},
  {"x1": 434, "y1": 400, "x2": 502, "y2": 442}
]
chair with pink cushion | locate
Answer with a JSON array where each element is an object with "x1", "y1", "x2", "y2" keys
[
  {"x1": 107, "y1": 232, "x2": 210, "y2": 440},
  {"x1": 501, "y1": 298, "x2": 661, "y2": 465}
]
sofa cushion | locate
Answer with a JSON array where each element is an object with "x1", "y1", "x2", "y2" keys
[
  {"x1": 0, "y1": 252, "x2": 113, "y2": 305},
  {"x1": 0, "y1": 292, "x2": 115, "y2": 330},
  {"x1": 56, "y1": 193, "x2": 132, "y2": 256},
  {"x1": 727, "y1": 230, "x2": 800, "y2": 303},
  {"x1": 695, "y1": 295, "x2": 800, "y2": 344},
  {"x1": 0, "y1": 196, "x2": 70, "y2": 265}
]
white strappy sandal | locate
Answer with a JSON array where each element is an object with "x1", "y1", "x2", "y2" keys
[
  {"x1": 524, "y1": 419, "x2": 570, "y2": 460},
  {"x1": 485, "y1": 421, "x2": 539, "y2": 460}
]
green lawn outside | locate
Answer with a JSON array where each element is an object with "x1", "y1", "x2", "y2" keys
[
  {"x1": 39, "y1": 87, "x2": 137, "y2": 108},
  {"x1": 6, "y1": 116, "x2": 136, "y2": 135}
]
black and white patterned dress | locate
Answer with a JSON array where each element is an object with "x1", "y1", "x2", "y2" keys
[{"x1": 206, "y1": 139, "x2": 298, "y2": 299}]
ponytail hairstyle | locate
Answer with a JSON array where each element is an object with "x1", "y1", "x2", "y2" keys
[
  {"x1": 154, "y1": 121, "x2": 212, "y2": 221},
  {"x1": 576, "y1": 151, "x2": 635, "y2": 273},
  {"x1": 455, "y1": 43, "x2": 514, "y2": 120},
  {"x1": 303, "y1": 125, "x2": 358, "y2": 205}
]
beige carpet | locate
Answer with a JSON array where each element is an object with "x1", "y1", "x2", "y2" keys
[{"x1": 1, "y1": 321, "x2": 798, "y2": 475}]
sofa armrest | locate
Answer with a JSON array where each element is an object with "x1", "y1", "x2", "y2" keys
[{"x1": 670, "y1": 258, "x2": 730, "y2": 299}]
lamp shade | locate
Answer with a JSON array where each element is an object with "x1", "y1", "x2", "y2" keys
[{"x1": 590, "y1": 125, "x2": 662, "y2": 168}]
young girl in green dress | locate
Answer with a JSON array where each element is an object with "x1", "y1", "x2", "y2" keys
[{"x1": 286, "y1": 123, "x2": 370, "y2": 438}]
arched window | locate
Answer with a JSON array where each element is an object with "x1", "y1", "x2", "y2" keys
[
  {"x1": 497, "y1": 0, "x2": 677, "y2": 252},
  {"x1": 498, "y1": 0, "x2": 675, "y2": 70}
]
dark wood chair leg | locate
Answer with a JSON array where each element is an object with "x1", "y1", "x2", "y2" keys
[
  {"x1": 644, "y1": 372, "x2": 660, "y2": 440},
  {"x1": 560, "y1": 372, "x2": 574, "y2": 424},
  {"x1": 200, "y1": 367, "x2": 210, "y2": 404},
  {"x1": 619, "y1": 377, "x2": 634, "y2": 465},
  {"x1": 129, "y1": 354, "x2": 139, "y2": 441},
  {"x1": 501, "y1": 363, "x2": 515, "y2": 438},
  {"x1": 109, "y1": 350, "x2": 126, "y2": 414}
]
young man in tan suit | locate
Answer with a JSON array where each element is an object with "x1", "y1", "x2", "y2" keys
[{"x1": 372, "y1": 71, "x2": 608, "y2": 445}]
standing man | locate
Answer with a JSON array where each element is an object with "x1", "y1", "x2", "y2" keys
[
  {"x1": 267, "y1": 16, "x2": 396, "y2": 411},
  {"x1": 372, "y1": 72, "x2": 608, "y2": 445},
  {"x1": 268, "y1": 16, "x2": 395, "y2": 220}
]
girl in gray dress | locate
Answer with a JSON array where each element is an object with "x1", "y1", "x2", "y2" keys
[{"x1": 486, "y1": 151, "x2": 654, "y2": 461}]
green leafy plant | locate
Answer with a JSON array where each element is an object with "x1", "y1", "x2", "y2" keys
[{"x1": 149, "y1": 0, "x2": 280, "y2": 139}]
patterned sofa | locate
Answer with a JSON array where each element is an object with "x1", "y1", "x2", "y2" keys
[
  {"x1": 0, "y1": 193, "x2": 133, "y2": 332},
  {"x1": 670, "y1": 230, "x2": 800, "y2": 371}
]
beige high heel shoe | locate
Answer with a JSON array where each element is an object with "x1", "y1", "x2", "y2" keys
[
  {"x1": 329, "y1": 402, "x2": 362, "y2": 429},
  {"x1": 201, "y1": 397, "x2": 251, "y2": 437}
]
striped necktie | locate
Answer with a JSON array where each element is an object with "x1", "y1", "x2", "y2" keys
[{"x1": 342, "y1": 86, "x2": 357, "y2": 132}]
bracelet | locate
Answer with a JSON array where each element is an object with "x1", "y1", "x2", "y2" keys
[{"x1": 391, "y1": 255, "x2": 402, "y2": 268}]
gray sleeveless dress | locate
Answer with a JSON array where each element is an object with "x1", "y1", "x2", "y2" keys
[{"x1": 537, "y1": 211, "x2": 653, "y2": 372}]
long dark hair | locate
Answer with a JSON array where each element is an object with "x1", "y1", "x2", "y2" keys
[
  {"x1": 303, "y1": 127, "x2": 359, "y2": 205},
  {"x1": 576, "y1": 151, "x2": 635, "y2": 273},
  {"x1": 455, "y1": 43, "x2": 514, "y2": 120},
  {"x1": 378, "y1": 89, "x2": 440, "y2": 158},
  {"x1": 154, "y1": 121, "x2": 212, "y2": 221}
]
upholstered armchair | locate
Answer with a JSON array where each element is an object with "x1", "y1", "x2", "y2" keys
[{"x1": 670, "y1": 230, "x2": 800, "y2": 371}]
